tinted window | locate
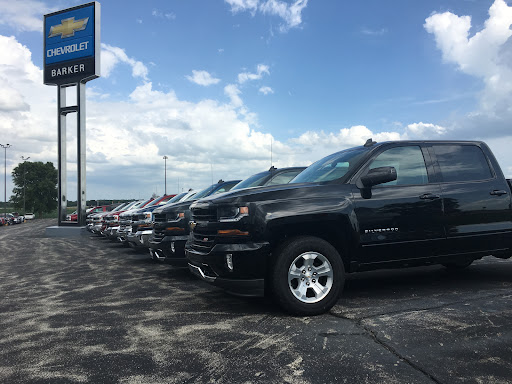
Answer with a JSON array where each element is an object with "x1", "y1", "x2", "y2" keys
[
  {"x1": 368, "y1": 146, "x2": 428, "y2": 186},
  {"x1": 267, "y1": 170, "x2": 303, "y2": 186},
  {"x1": 433, "y1": 145, "x2": 492, "y2": 182}
]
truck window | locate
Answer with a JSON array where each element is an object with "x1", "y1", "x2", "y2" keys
[
  {"x1": 369, "y1": 146, "x2": 428, "y2": 186},
  {"x1": 433, "y1": 145, "x2": 492, "y2": 182},
  {"x1": 267, "y1": 170, "x2": 303, "y2": 186}
]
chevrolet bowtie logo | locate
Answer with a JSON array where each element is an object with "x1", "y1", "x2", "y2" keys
[{"x1": 48, "y1": 17, "x2": 89, "y2": 39}]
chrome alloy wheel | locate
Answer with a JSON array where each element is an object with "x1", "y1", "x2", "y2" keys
[{"x1": 288, "y1": 251, "x2": 334, "y2": 303}]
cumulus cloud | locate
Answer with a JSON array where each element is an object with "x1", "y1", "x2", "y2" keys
[
  {"x1": 259, "y1": 86, "x2": 274, "y2": 95},
  {"x1": 101, "y1": 43, "x2": 149, "y2": 80},
  {"x1": 425, "y1": 0, "x2": 512, "y2": 137},
  {"x1": 292, "y1": 126, "x2": 401, "y2": 153},
  {"x1": 404, "y1": 122, "x2": 447, "y2": 139},
  {"x1": 0, "y1": 35, "x2": 58, "y2": 178},
  {"x1": 225, "y1": 0, "x2": 308, "y2": 32},
  {"x1": 1, "y1": 33, "x2": 413, "y2": 199},
  {"x1": 186, "y1": 70, "x2": 221, "y2": 86},
  {"x1": 238, "y1": 64, "x2": 270, "y2": 83},
  {"x1": 0, "y1": 0, "x2": 50, "y2": 32}
]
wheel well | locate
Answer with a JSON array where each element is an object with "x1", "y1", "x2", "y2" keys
[{"x1": 266, "y1": 219, "x2": 353, "y2": 271}]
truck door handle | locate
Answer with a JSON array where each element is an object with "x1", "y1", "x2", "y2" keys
[
  {"x1": 490, "y1": 190, "x2": 508, "y2": 196},
  {"x1": 419, "y1": 193, "x2": 440, "y2": 200}
]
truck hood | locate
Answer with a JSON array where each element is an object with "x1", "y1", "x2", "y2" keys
[
  {"x1": 194, "y1": 182, "x2": 353, "y2": 206},
  {"x1": 153, "y1": 200, "x2": 193, "y2": 215}
]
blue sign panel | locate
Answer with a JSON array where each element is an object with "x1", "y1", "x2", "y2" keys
[
  {"x1": 45, "y1": 5, "x2": 94, "y2": 65},
  {"x1": 44, "y1": 2, "x2": 100, "y2": 85}
]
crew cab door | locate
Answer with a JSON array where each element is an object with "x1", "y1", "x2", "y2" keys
[
  {"x1": 352, "y1": 144, "x2": 444, "y2": 264},
  {"x1": 429, "y1": 143, "x2": 512, "y2": 255}
]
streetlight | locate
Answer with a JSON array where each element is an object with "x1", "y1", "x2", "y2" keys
[
  {"x1": 21, "y1": 156, "x2": 30, "y2": 215},
  {"x1": 0, "y1": 144, "x2": 12, "y2": 218},
  {"x1": 163, "y1": 156, "x2": 168, "y2": 196}
]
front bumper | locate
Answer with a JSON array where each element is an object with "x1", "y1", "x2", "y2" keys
[
  {"x1": 188, "y1": 263, "x2": 264, "y2": 296},
  {"x1": 127, "y1": 230, "x2": 153, "y2": 247},
  {"x1": 148, "y1": 234, "x2": 189, "y2": 265},
  {"x1": 185, "y1": 241, "x2": 270, "y2": 297},
  {"x1": 103, "y1": 225, "x2": 120, "y2": 238},
  {"x1": 117, "y1": 227, "x2": 131, "y2": 243}
]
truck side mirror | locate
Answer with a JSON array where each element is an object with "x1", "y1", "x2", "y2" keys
[{"x1": 360, "y1": 166, "x2": 397, "y2": 188}]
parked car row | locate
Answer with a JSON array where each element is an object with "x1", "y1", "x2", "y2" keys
[
  {"x1": 1, "y1": 212, "x2": 31, "y2": 225},
  {"x1": 88, "y1": 140, "x2": 512, "y2": 315},
  {"x1": 66, "y1": 205, "x2": 113, "y2": 222}
]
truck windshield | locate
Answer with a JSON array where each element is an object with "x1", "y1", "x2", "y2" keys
[
  {"x1": 291, "y1": 147, "x2": 369, "y2": 183},
  {"x1": 165, "y1": 192, "x2": 187, "y2": 204},
  {"x1": 193, "y1": 184, "x2": 219, "y2": 200},
  {"x1": 145, "y1": 197, "x2": 162, "y2": 207},
  {"x1": 231, "y1": 172, "x2": 269, "y2": 190}
]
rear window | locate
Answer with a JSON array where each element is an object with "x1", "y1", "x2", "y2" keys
[{"x1": 433, "y1": 145, "x2": 493, "y2": 182}]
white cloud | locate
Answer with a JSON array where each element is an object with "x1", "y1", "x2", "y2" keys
[
  {"x1": 224, "y1": 84, "x2": 244, "y2": 108},
  {"x1": 225, "y1": 0, "x2": 259, "y2": 13},
  {"x1": 260, "y1": 0, "x2": 308, "y2": 32},
  {"x1": 404, "y1": 122, "x2": 446, "y2": 139},
  {"x1": 0, "y1": 34, "x2": 413, "y2": 200},
  {"x1": 293, "y1": 126, "x2": 401, "y2": 153},
  {"x1": 238, "y1": 64, "x2": 270, "y2": 83},
  {"x1": 186, "y1": 70, "x2": 221, "y2": 86},
  {"x1": 225, "y1": 0, "x2": 308, "y2": 32},
  {"x1": 361, "y1": 27, "x2": 388, "y2": 36},
  {"x1": 0, "y1": 0, "x2": 50, "y2": 32},
  {"x1": 101, "y1": 43, "x2": 149, "y2": 81},
  {"x1": 152, "y1": 9, "x2": 176, "y2": 20},
  {"x1": 425, "y1": 0, "x2": 512, "y2": 122},
  {"x1": 259, "y1": 86, "x2": 274, "y2": 95}
]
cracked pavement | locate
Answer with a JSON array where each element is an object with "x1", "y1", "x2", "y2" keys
[{"x1": 1, "y1": 219, "x2": 511, "y2": 383}]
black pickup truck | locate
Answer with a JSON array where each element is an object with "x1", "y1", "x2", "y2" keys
[
  {"x1": 186, "y1": 140, "x2": 512, "y2": 315},
  {"x1": 149, "y1": 180, "x2": 241, "y2": 264}
]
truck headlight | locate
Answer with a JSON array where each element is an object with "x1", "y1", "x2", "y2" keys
[
  {"x1": 167, "y1": 212, "x2": 185, "y2": 221},
  {"x1": 218, "y1": 206, "x2": 249, "y2": 222}
]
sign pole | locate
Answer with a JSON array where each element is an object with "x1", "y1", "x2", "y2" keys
[
  {"x1": 57, "y1": 85, "x2": 67, "y2": 225},
  {"x1": 77, "y1": 82, "x2": 87, "y2": 226}
]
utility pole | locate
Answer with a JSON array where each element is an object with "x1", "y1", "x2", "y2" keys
[
  {"x1": 163, "y1": 156, "x2": 168, "y2": 195},
  {"x1": 21, "y1": 156, "x2": 30, "y2": 215},
  {"x1": 0, "y1": 144, "x2": 11, "y2": 218}
]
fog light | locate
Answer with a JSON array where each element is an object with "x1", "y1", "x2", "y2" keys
[
  {"x1": 171, "y1": 242, "x2": 175, "y2": 253},
  {"x1": 226, "y1": 253, "x2": 233, "y2": 271}
]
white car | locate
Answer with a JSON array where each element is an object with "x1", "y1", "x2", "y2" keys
[{"x1": 24, "y1": 213, "x2": 35, "y2": 220}]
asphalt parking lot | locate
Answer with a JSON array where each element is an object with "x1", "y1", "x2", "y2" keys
[{"x1": 1, "y1": 219, "x2": 511, "y2": 383}]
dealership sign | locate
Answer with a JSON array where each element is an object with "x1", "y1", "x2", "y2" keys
[
  {"x1": 44, "y1": 2, "x2": 100, "y2": 85},
  {"x1": 44, "y1": 2, "x2": 100, "y2": 229}
]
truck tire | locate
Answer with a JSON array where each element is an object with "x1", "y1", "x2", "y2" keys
[{"x1": 271, "y1": 236, "x2": 345, "y2": 316}]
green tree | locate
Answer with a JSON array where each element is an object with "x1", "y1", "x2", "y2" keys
[{"x1": 10, "y1": 161, "x2": 58, "y2": 217}]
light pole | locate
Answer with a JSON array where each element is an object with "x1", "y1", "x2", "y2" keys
[
  {"x1": 0, "y1": 144, "x2": 12, "y2": 218},
  {"x1": 21, "y1": 156, "x2": 30, "y2": 215},
  {"x1": 163, "y1": 156, "x2": 168, "y2": 195}
]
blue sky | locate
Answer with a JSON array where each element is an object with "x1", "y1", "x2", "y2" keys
[{"x1": 1, "y1": 0, "x2": 512, "y2": 200}]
